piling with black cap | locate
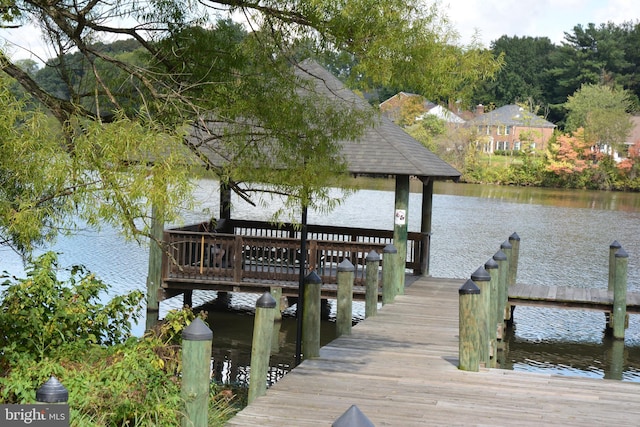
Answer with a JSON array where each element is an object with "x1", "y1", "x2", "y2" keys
[
  {"x1": 484, "y1": 257, "x2": 500, "y2": 367},
  {"x1": 493, "y1": 245, "x2": 510, "y2": 338},
  {"x1": 332, "y1": 405, "x2": 375, "y2": 427},
  {"x1": 612, "y1": 247, "x2": 629, "y2": 340},
  {"x1": 382, "y1": 244, "x2": 397, "y2": 305},
  {"x1": 248, "y1": 292, "x2": 277, "y2": 404},
  {"x1": 365, "y1": 250, "x2": 381, "y2": 318},
  {"x1": 36, "y1": 376, "x2": 68, "y2": 403},
  {"x1": 458, "y1": 279, "x2": 481, "y2": 371},
  {"x1": 181, "y1": 317, "x2": 213, "y2": 427},
  {"x1": 471, "y1": 266, "x2": 491, "y2": 368},
  {"x1": 337, "y1": 259, "x2": 355, "y2": 337},
  {"x1": 303, "y1": 271, "x2": 322, "y2": 359},
  {"x1": 608, "y1": 240, "x2": 622, "y2": 292}
]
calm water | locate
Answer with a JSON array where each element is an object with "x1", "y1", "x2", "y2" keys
[{"x1": 2, "y1": 179, "x2": 640, "y2": 382}]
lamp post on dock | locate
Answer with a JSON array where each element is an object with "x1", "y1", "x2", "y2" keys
[{"x1": 295, "y1": 204, "x2": 309, "y2": 366}]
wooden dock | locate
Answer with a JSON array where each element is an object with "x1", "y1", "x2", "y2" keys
[
  {"x1": 226, "y1": 277, "x2": 640, "y2": 426},
  {"x1": 509, "y1": 283, "x2": 640, "y2": 313}
]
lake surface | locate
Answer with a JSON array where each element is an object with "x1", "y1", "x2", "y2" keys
[{"x1": 2, "y1": 179, "x2": 640, "y2": 383}]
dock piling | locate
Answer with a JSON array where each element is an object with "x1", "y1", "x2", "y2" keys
[
  {"x1": 493, "y1": 249, "x2": 508, "y2": 339},
  {"x1": 382, "y1": 244, "x2": 397, "y2": 305},
  {"x1": 365, "y1": 250, "x2": 381, "y2": 318},
  {"x1": 248, "y1": 292, "x2": 277, "y2": 404},
  {"x1": 458, "y1": 279, "x2": 481, "y2": 371},
  {"x1": 484, "y1": 258, "x2": 499, "y2": 368},
  {"x1": 608, "y1": 240, "x2": 622, "y2": 292},
  {"x1": 181, "y1": 318, "x2": 213, "y2": 427},
  {"x1": 337, "y1": 259, "x2": 355, "y2": 337},
  {"x1": 303, "y1": 271, "x2": 323, "y2": 359},
  {"x1": 612, "y1": 248, "x2": 629, "y2": 340},
  {"x1": 471, "y1": 266, "x2": 491, "y2": 368}
]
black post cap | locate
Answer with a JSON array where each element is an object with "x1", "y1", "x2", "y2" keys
[
  {"x1": 332, "y1": 405, "x2": 375, "y2": 427},
  {"x1": 304, "y1": 270, "x2": 322, "y2": 284},
  {"x1": 36, "y1": 376, "x2": 68, "y2": 403},
  {"x1": 256, "y1": 291, "x2": 277, "y2": 309},
  {"x1": 471, "y1": 266, "x2": 491, "y2": 282},
  {"x1": 459, "y1": 279, "x2": 481, "y2": 295},
  {"x1": 338, "y1": 259, "x2": 355, "y2": 272},
  {"x1": 182, "y1": 317, "x2": 213, "y2": 341}
]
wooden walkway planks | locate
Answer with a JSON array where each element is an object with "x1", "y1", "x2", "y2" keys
[
  {"x1": 226, "y1": 277, "x2": 640, "y2": 426},
  {"x1": 509, "y1": 284, "x2": 640, "y2": 313}
]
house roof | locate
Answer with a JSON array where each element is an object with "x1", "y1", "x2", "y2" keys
[
  {"x1": 466, "y1": 104, "x2": 556, "y2": 128},
  {"x1": 298, "y1": 61, "x2": 460, "y2": 179}
]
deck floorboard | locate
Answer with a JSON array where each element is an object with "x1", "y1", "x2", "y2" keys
[{"x1": 226, "y1": 277, "x2": 640, "y2": 426}]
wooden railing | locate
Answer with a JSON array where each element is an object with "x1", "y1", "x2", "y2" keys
[{"x1": 162, "y1": 219, "x2": 426, "y2": 291}]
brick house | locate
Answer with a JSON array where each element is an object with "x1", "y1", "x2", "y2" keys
[{"x1": 465, "y1": 104, "x2": 556, "y2": 153}]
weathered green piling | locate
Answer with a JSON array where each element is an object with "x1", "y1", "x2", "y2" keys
[
  {"x1": 499, "y1": 240, "x2": 512, "y2": 322},
  {"x1": 471, "y1": 265, "x2": 491, "y2": 368},
  {"x1": 608, "y1": 240, "x2": 622, "y2": 292},
  {"x1": 337, "y1": 259, "x2": 355, "y2": 337},
  {"x1": 248, "y1": 292, "x2": 277, "y2": 404},
  {"x1": 181, "y1": 318, "x2": 213, "y2": 427},
  {"x1": 382, "y1": 244, "x2": 397, "y2": 305},
  {"x1": 484, "y1": 257, "x2": 500, "y2": 368},
  {"x1": 270, "y1": 286, "x2": 283, "y2": 321},
  {"x1": 302, "y1": 271, "x2": 322, "y2": 359},
  {"x1": 493, "y1": 250, "x2": 508, "y2": 339},
  {"x1": 365, "y1": 250, "x2": 381, "y2": 318},
  {"x1": 612, "y1": 248, "x2": 629, "y2": 340},
  {"x1": 145, "y1": 203, "x2": 164, "y2": 331},
  {"x1": 459, "y1": 279, "x2": 481, "y2": 372}
]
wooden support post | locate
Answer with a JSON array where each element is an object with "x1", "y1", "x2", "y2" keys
[
  {"x1": 365, "y1": 250, "x2": 381, "y2": 318},
  {"x1": 382, "y1": 244, "x2": 397, "y2": 305},
  {"x1": 420, "y1": 177, "x2": 434, "y2": 276},
  {"x1": 393, "y1": 174, "x2": 409, "y2": 294},
  {"x1": 337, "y1": 259, "x2": 355, "y2": 337},
  {"x1": 458, "y1": 279, "x2": 481, "y2": 372},
  {"x1": 302, "y1": 272, "x2": 322, "y2": 359},
  {"x1": 484, "y1": 258, "x2": 500, "y2": 368},
  {"x1": 608, "y1": 240, "x2": 622, "y2": 292},
  {"x1": 248, "y1": 292, "x2": 277, "y2": 404},
  {"x1": 500, "y1": 240, "x2": 512, "y2": 323},
  {"x1": 506, "y1": 233, "x2": 520, "y2": 323},
  {"x1": 181, "y1": 318, "x2": 213, "y2": 427},
  {"x1": 270, "y1": 287, "x2": 283, "y2": 322},
  {"x1": 493, "y1": 250, "x2": 508, "y2": 340},
  {"x1": 471, "y1": 266, "x2": 491, "y2": 368},
  {"x1": 145, "y1": 203, "x2": 164, "y2": 331},
  {"x1": 612, "y1": 248, "x2": 629, "y2": 340}
]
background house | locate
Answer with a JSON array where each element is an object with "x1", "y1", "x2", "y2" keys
[
  {"x1": 465, "y1": 104, "x2": 556, "y2": 153},
  {"x1": 379, "y1": 92, "x2": 463, "y2": 126}
]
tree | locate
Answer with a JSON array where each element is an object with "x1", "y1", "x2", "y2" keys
[
  {"x1": 547, "y1": 22, "x2": 640, "y2": 114},
  {"x1": 474, "y1": 36, "x2": 555, "y2": 109},
  {"x1": 564, "y1": 83, "x2": 633, "y2": 152},
  {"x1": 0, "y1": 0, "x2": 502, "y2": 253}
]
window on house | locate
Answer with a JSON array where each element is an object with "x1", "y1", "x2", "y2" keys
[
  {"x1": 506, "y1": 126, "x2": 512, "y2": 135},
  {"x1": 486, "y1": 125, "x2": 491, "y2": 135},
  {"x1": 514, "y1": 141, "x2": 521, "y2": 151},
  {"x1": 497, "y1": 126, "x2": 502, "y2": 135}
]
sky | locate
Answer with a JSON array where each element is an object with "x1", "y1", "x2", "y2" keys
[
  {"x1": 446, "y1": 0, "x2": 638, "y2": 47},
  {"x1": 0, "y1": 0, "x2": 638, "y2": 63}
]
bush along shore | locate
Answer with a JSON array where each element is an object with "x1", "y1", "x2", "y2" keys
[{"x1": 0, "y1": 252, "x2": 241, "y2": 426}]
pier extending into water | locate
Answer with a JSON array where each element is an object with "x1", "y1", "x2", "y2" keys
[{"x1": 226, "y1": 276, "x2": 640, "y2": 426}]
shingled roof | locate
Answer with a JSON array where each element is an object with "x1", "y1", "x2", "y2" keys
[
  {"x1": 192, "y1": 61, "x2": 460, "y2": 181},
  {"x1": 466, "y1": 104, "x2": 556, "y2": 128},
  {"x1": 298, "y1": 60, "x2": 460, "y2": 180}
]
